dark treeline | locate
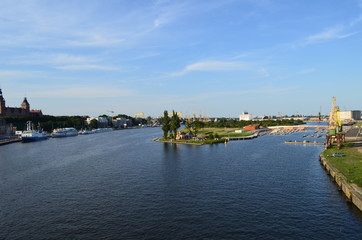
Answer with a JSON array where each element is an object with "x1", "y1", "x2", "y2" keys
[
  {"x1": 4, "y1": 114, "x2": 152, "y2": 132},
  {"x1": 4, "y1": 115, "x2": 87, "y2": 132},
  {"x1": 203, "y1": 118, "x2": 304, "y2": 128}
]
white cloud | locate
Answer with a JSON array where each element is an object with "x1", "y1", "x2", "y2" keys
[
  {"x1": 56, "y1": 64, "x2": 119, "y2": 71},
  {"x1": 303, "y1": 25, "x2": 358, "y2": 45},
  {"x1": 32, "y1": 87, "x2": 134, "y2": 98},
  {"x1": 171, "y1": 60, "x2": 253, "y2": 76},
  {"x1": 67, "y1": 33, "x2": 124, "y2": 47},
  {"x1": 11, "y1": 53, "x2": 96, "y2": 66},
  {"x1": 350, "y1": 15, "x2": 362, "y2": 27}
]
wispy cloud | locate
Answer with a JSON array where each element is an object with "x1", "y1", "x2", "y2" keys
[
  {"x1": 32, "y1": 87, "x2": 134, "y2": 98},
  {"x1": 0, "y1": 69, "x2": 43, "y2": 78},
  {"x1": 303, "y1": 25, "x2": 357, "y2": 45},
  {"x1": 171, "y1": 60, "x2": 254, "y2": 76},
  {"x1": 67, "y1": 33, "x2": 124, "y2": 47},
  {"x1": 151, "y1": 86, "x2": 297, "y2": 105},
  {"x1": 350, "y1": 14, "x2": 362, "y2": 27},
  {"x1": 56, "y1": 64, "x2": 119, "y2": 71},
  {"x1": 11, "y1": 53, "x2": 96, "y2": 65}
]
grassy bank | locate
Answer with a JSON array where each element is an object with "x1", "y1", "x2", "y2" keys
[
  {"x1": 323, "y1": 142, "x2": 362, "y2": 187},
  {"x1": 186, "y1": 127, "x2": 254, "y2": 138},
  {"x1": 157, "y1": 138, "x2": 226, "y2": 145},
  {"x1": 355, "y1": 121, "x2": 362, "y2": 127}
]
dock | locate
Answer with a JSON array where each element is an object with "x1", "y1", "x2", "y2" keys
[
  {"x1": 284, "y1": 141, "x2": 325, "y2": 145},
  {"x1": 0, "y1": 138, "x2": 21, "y2": 146},
  {"x1": 227, "y1": 133, "x2": 258, "y2": 141}
]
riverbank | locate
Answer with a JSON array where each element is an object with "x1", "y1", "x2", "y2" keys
[
  {"x1": 320, "y1": 141, "x2": 362, "y2": 212},
  {"x1": 0, "y1": 137, "x2": 21, "y2": 146}
]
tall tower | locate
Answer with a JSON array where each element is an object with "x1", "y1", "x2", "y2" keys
[
  {"x1": 21, "y1": 97, "x2": 30, "y2": 111},
  {"x1": 0, "y1": 89, "x2": 6, "y2": 115}
]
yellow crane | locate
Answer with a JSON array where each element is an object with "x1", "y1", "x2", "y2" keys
[
  {"x1": 327, "y1": 96, "x2": 344, "y2": 149},
  {"x1": 134, "y1": 113, "x2": 145, "y2": 118},
  {"x1": 329, "y1": 97, "x2": 342, "y2": 134},
  {"x1": 167, "y1": 112, "x2": 183, "y2": 118}
]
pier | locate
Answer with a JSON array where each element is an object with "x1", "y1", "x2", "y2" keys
[
  {"x1": 0, "y1": 138, "x2": 21, "y2": 146},
  {"x1": 227, "y1": 133, "x2": 258, "y2": 141},
  {"x1": 285, "y1": 141, "x2": 325, "y2": 145}
]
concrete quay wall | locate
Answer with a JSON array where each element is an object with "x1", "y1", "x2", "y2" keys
[{"x1": 319, "y1": 154, "x2": 362, "y2": 212}]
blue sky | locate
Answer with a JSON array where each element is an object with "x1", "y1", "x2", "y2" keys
[{"x1": 0, "y1": 0, "x2": 361, "y2": 117}]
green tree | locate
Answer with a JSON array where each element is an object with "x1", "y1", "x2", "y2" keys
[
  {"x1": 170, "y1": 110, "x2": 181, "y2": 139},
  {"x1": 89, "y1": 119, "x2": 98, "y2": 129},
  {"x1": 191, "y1": 120, "x2": 204, "y2": 138},
  {"x1": 162, "y1": 110, "x2": 170, "y2": 139},
  {"x1": 185, "y1": 119, "x2": 192, "y2": 133},
  {"x1": 146, "y1": 116, "x2": 153, "y2": 125}
]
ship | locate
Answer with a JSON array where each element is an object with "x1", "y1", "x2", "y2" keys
[
  {"x1": 51, "y1": 128, "x2": 78, "y2": 138},
  {"x1": 21, "y1": 121, "x2": 49, "y2": 143},
  {"x1": 78, "y1": 129, "x2": 95, "y2": 135}
]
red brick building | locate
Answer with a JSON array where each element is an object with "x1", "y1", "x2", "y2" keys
[
  {"x1": 244, "y1": 124, "x2": 260, "y2": 131},
  {"x1": 0, "y1": 89, "x2": 43, "y2": 117}
]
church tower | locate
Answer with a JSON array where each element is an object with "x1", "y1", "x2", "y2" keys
[
  {"x1": 21, "y1": 97, "x2": 30, "y2": 111},
  {"x1": 0, "y1": 89, "x2": 6, "y2": 115}
]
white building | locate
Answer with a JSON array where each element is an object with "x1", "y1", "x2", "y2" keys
[
  {"x1": 239, "y1": 111, "x2": 253, "y2": 121},
  {"x1": 339, "y1": 110, "x2": 361, "y2": 121}
]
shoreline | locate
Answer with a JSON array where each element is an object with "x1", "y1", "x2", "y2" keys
[{"x1": 319, "y1": 152, "x2": 362, "y2": 212}]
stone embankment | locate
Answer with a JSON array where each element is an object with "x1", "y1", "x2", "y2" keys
[
  {"x1": 319, "y1": 154, "x2": 362, "y2": 212},
  {"x1": 0, "y1": 137, "x2": 21, "y2": 146}
]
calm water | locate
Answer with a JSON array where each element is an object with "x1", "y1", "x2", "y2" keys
[{"x1": 1, "y1": 128, "x2": 361, "y2": 239}]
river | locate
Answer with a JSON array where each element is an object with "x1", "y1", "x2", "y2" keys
[{"x1": 1, "y1": 127, "x2": 361, "y2": 239}]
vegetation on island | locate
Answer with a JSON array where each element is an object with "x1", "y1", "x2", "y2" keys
[
  {"x1": 202, "y1": 118, "x2": 304, "y2": 128},
  {"x1": 323, "y1": 142, "x2": 362, "y2": 188},
  {"x1": 161, "y1": 110, "x2": 181, "y2": 139},
  {"x1": 159, "y1": 111, "x2": 260, "y2": 145}
]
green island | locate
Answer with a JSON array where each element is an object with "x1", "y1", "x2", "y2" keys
[
  {"x1": 157, "y1": 127, "x2": 255, "y2": 145},
  {"x1": 323, "y1": 141, "x2": 362, "y2": 188},
  {"x1": 157, "y1": 110, "x2": 305, "y2": 145}
]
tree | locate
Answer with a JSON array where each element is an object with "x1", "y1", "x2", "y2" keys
[
  {"x1": 191, "y1": 120, "x2": 204, "y2": 138},
  {"x1": 89, "y1": 119, "x2": 98, "y2": 129},
  {"x1": 162, "y1": 110, "x2": 170, "y2": 139},
  {"x1": 185, "y1": 119, "x2": 192, "y2": 133},
  {"x1": 146, "y1": 116, "x2": 153, "y2": 125},
  {"x1": 170, "y1": 110, "x2": 181, "y2": 139}
]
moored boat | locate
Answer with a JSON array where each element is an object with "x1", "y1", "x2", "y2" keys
[
  {"x1": 21, "y1": 121, "x2": 49, "y2": 143},
  {"x1": 94, "y1": 128, "x2": 113, "y2": 133},
  {"x1": 51, "y1": 128, "x2": 78, "y2": 138},
  {"x1": 78, "y1": 129, "x2": 95, "y2": 135}
]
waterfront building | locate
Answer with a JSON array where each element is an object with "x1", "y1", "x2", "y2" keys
[
  {"x1": 244, "y1": 124, "x2": 260, "y2": 131},
  {"x1": 239, "y1": 111, "x2": 253, "y2": 121},
  {"x1": 338, "y1": 110, "x2": 361, "y2": 121},
  {"x1": 86, "y1": 117, "x2": 109, "y2": 128},
  {"x1": 0, "y1": 116, "x2": 6, "y2": 134},
  {"x1": 0, "y1": 89, "x2": 43, "y2": 117},
  {"x1": 113, "y1": 117, "x2": 127, "y2": 128}
]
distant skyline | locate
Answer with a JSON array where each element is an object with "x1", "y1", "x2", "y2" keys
[{"x1": 0, "y1": 0, "x2": 361, "y2": 117}]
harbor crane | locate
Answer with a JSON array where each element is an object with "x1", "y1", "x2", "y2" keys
[
  {"x1": 167, "y1": 112, "x2": 183, "y2": 118},
  {"x1": 326, "y1": 96, "x2": 344, "y2": 149},
  {"x1": 134, "y1": 113, "x2": 145, "y2": 118}
]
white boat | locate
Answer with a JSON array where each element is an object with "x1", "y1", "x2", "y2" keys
[
  {"x1": 94, "y1": 128, "x2": 113, "y2": 133},
  {"x1": 51, "y1": 128, "x2": 78, "y2": 138},
  {"x1": 21, "y1": 121, "x2": 49, "y2": 143},
  {"x1": 78, "y1": 129, "x2": 95, "y2": 135}
]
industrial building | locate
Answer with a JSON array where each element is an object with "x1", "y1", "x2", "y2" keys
[
  {"x1": 339, "y1": 110, "x2": 361, "y2": 121},
  {"x1": 239, "y1": 111, "x2": 253, "y2": 121}
]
